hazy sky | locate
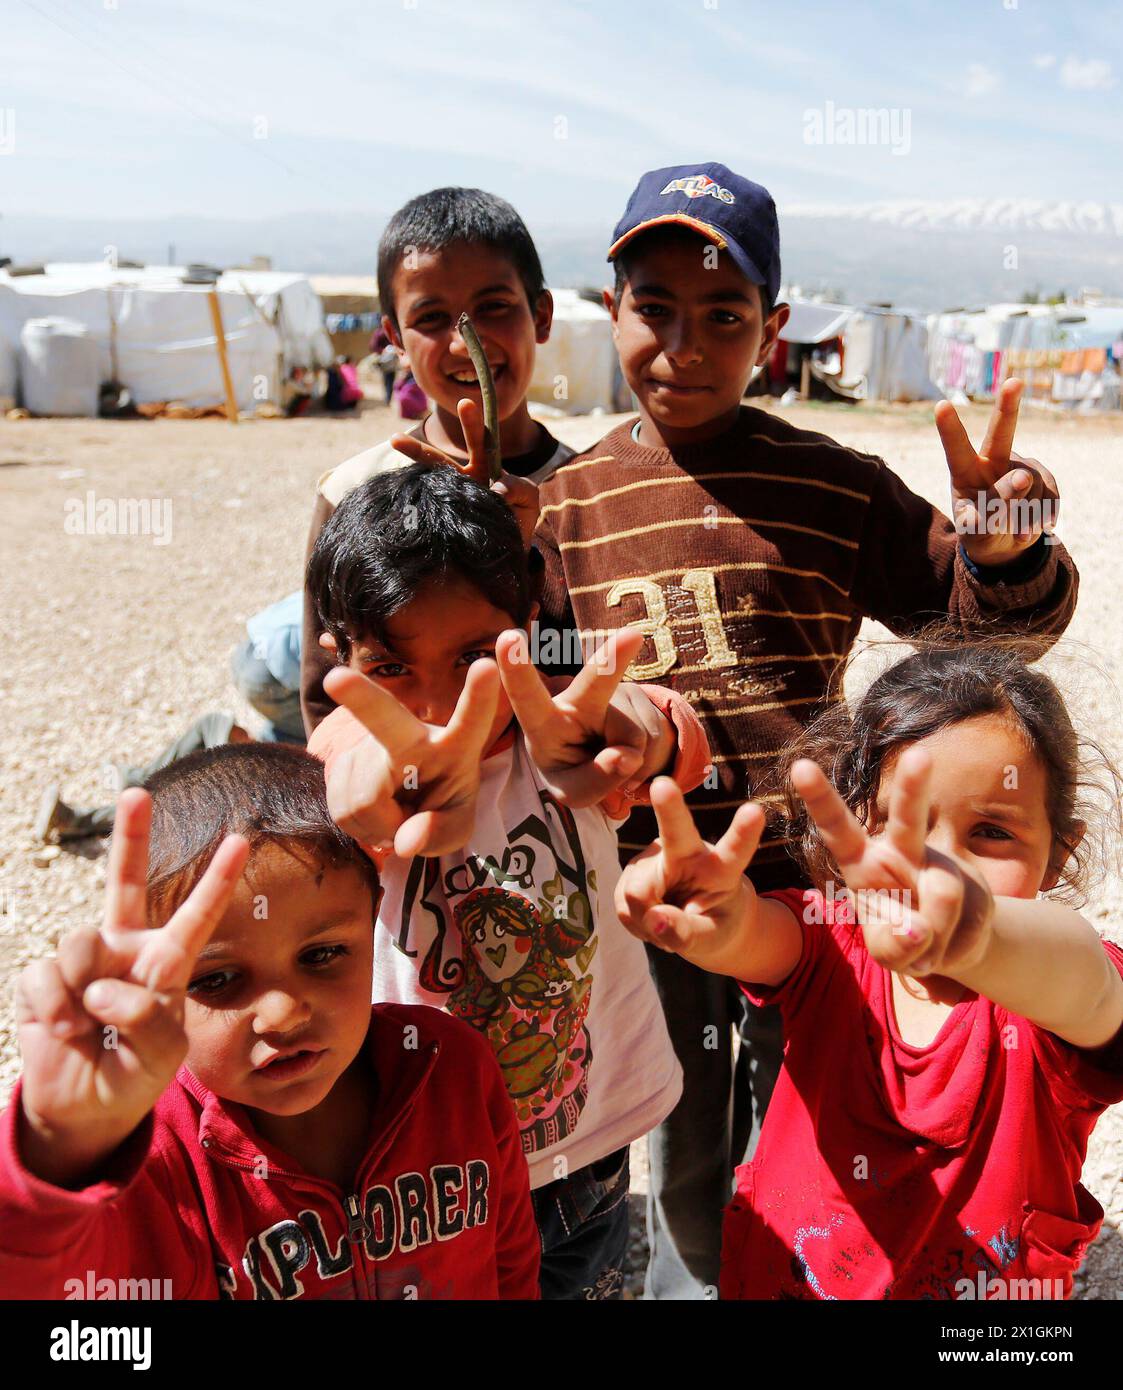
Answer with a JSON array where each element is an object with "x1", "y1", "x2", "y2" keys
[{"x1": 2, "y1": 0, "x2": 1120, "y2": 226}]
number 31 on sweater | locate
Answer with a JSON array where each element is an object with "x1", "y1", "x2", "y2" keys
[{"x1": 606, "y1": 569, "x2": 737, "y2": 680}]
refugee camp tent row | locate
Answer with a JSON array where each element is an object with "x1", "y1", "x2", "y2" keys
[
  {"x1": 767, "y1": 296, "x2": 939, "y2": 403},
  {"x1": 309, "y1": 274, "x2": 380, "y2": 365},
  {"x1": 16, "y1": 264, "x2": 1112, "y2": 418},
  {"x1": 0, "y1": 263, "x2": 335, "y2": 417},
  {"x1": 927, "y1": 302, "x2": 1123, "y2": 412}
]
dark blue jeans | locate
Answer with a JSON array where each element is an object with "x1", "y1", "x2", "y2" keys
[
  {"x1": 644, "y1": 949, "x2": 784, "y2": 1299},
  {"x1": 532, "y1": 1146, "x2": 631, "y2": 1300}
]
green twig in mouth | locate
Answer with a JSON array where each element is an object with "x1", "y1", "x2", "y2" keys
[{"x1": 457, "y1": 312, "x2": 502, "y2": 482}]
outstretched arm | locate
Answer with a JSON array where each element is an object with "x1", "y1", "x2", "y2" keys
[
  {"x1": 793, "y1": 752, "x2": 1123, "y2": 1048},
  {"x1": 956, "y1": 902, "x2": 1123, "y2": 1050}
]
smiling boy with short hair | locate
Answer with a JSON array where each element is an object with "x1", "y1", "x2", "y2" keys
[
  {"x1": 533, "y1": 161, "x2": 1080, "y2": 1297},
  {"x1": 301, "y1": 186, "x2": 572, "y2": 735}
]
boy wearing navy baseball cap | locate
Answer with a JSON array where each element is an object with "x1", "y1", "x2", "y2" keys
[
  {"x1": 533, "y1": 161, "x2": 1078, "y2": 1298},
  {"x1": 604, "y1": 162, "x2": 786, "y2": 445}
]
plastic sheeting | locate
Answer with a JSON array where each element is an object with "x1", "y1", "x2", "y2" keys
[
  {"x1": 835, "y1": 311, "x2": 939, "y2": 402},
  {"x1": 528, "y1": 290, "x2": 618, "y2": 415},
  {"x1": 19, "y1": 318, "x2": 100, "y2": 417},
  {"x1": 0, "y1": 264, "x2": 334, "y2": 414},
  {"x1": 781, "y1": 299, "x2": 854, "y2": 345},
  {"x1": 927, "y1": 303, "x2": 1123, "y2": 410}
]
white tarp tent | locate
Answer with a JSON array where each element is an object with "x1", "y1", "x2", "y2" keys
[
  {"x1": 779, "y1": 296, "x2": 938, "y2": 402},
  {"x1": 782, "y1": 298, "x2": 854, "y2": 345},
  {"x1": 834, "y1": 310, "x2": 939, "y2": 402},
  {"x1": 528, "y1": 289, "x2": 619, "y2": 415},
  {"x1": 0, "y1": 263, "x2": 334, "y2": 414}
]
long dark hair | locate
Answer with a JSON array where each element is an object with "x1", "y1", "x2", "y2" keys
[{"x1": 776, "y1": 638, "x2": 1121, "y2": 905}]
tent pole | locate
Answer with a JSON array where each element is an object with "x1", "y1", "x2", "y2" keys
[{"x1": 207, "y1": 289, "x2": 239, "y2": 424}]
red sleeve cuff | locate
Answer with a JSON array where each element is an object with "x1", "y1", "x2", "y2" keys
[{"x1": 599, "y1": 685, "x2": 712, "y2": 819}]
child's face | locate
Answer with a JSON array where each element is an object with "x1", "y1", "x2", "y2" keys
[
  {"x1": 872, "y1": 714, "x2": 1058, "y2": 899},
  {"x1": 607, "y1": 233, "x2": 787, "y2": 441},
  {"x1": 182, "y1": 844, "x2": 375, "y2": 1118},
  {"x1": 386, "y1": 242, "x2": 552, "y2": 425},
  {"x1": 347, "y1": 575, "x2": 529, "y2": 745}
]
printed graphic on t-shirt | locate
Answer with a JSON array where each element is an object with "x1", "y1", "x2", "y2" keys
[
  {"x1": 393, "y1": 789, "x2": 598, "y2": 1154},
  {"x1": 777, "y1": 1208, "x2": 1051, "y2": 1302}
]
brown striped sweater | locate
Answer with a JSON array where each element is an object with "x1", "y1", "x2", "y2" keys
[{"x1": 534, "y1": 407, "x2": 1078, "y2": 889}]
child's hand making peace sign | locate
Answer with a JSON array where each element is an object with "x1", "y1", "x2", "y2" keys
[
  {"x1": 790, "y1": 750, "x2": 995, "y2": 1000},
  {"x1": 392, "y1": 398, "x2": 540, "y2": 548},
  {"x1": 322, "y1": 626, "x2": 679, "y2": 858},
  {"x1": 937, "y1": 378, "x2": 1060, "y2": 568},
  {"x1": 16, "y1": 790, "x2": 248, "y2": 1187},
  {"x1": 615, "y1": 777, "x2": 768, "y2": 974},
  {"x1": 615, "y1": 752, "x2": 997, "y2": 994},
  {"x1": 495, "y1": 626, "x2": 675, "y2": 808},
  {"x1": 323, "y1": 657, "x2": 502, "y2": 859}
]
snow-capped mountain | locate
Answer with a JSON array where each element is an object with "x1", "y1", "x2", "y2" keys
[
  {"x1": 781, "y1": 200, "x2": 1123, "y2": 238},
  {"x1": 5, "y1": 199, "x2": 1123, "y2": 313},
  {"x1": 771, "y1": 200, "x2": 1123, "y2": 309}
]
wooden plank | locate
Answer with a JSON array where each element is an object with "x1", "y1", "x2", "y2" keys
[{"x1": 207, "y1": 289, "x2": 239, "y2": 424}]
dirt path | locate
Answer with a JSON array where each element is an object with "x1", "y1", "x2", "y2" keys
[{"x1": 2, "y1": 399, "x2": 1120, "y2": 1297}]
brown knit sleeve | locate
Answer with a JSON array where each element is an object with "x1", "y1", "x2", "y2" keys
[
  {"x1": 531, "y1": 509, "x2": 571, "y2": 632},
  {"x1": 300, "y1": 489, "x2": 337, "y2": 736},
  {"x1": 849, "y1": 460, "x2": 1078, "y2": 646},
  {"x1": 530, "y1": 509, "x2": 582, "y2": 677}
]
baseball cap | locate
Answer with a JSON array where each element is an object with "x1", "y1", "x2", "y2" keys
[{"x1": 608, "y1": 162, "x2": 781, "y2": 306}]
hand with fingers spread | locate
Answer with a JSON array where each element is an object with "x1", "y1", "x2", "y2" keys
[
  {"x1": 495, "y1": 626, "x2": 671, "y2": 808},
  {"x1": 322, "y1": 658, "x2": 501, "y2": 857},
  {"x1": 936, "y1": 377, "x2": 1060, "y2": 567},
  {"x1": 392, "y1": 398, "x2": 540, "y2": 548},
  {"x1": 790, "y1": 749, "x2": 994, "y2": 999},
  {"x1": 16, "y1": 789, "x2": 249, "y2": 1187}
]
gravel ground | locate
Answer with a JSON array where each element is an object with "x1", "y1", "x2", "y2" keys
[{"x1": 1, "y1": 398, "x2": 1120, "y2": 1298}]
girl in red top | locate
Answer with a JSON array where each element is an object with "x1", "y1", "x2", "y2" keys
[{"x1": 616, "y1": 642, "x2": 1123, "y2": 1300}]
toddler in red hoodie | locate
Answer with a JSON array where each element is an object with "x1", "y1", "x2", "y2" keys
[{"x1": 1, "y1": 742, "x2": 539, "y2": 1300}]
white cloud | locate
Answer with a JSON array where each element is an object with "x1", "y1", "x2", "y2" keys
[
  {"x1": 965, "y1": 63, "x2": 1001, "y2": 98},
  {"x1": 1059, "y1": 57, "x2": 1115, "y2": 91},
  {"x1": 1032, "y1": 54, "x2": 1056, "y2": 70}
]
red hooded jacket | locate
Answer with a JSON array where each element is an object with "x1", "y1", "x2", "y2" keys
[{"x1": 0, "y1": 1004, "x2": 539, "y2": 1300}]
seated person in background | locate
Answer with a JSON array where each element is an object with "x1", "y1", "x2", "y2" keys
[
  {"x1": 35, "y1": 594, "x2": 305, "y2": 843},
  {"x1": 230, "y1": 590, "x2": 306, "y2": 745}
]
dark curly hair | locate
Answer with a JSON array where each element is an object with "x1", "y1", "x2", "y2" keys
[{"x1": 307, "y1": 462, "x2": 531, "y2": 662}]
